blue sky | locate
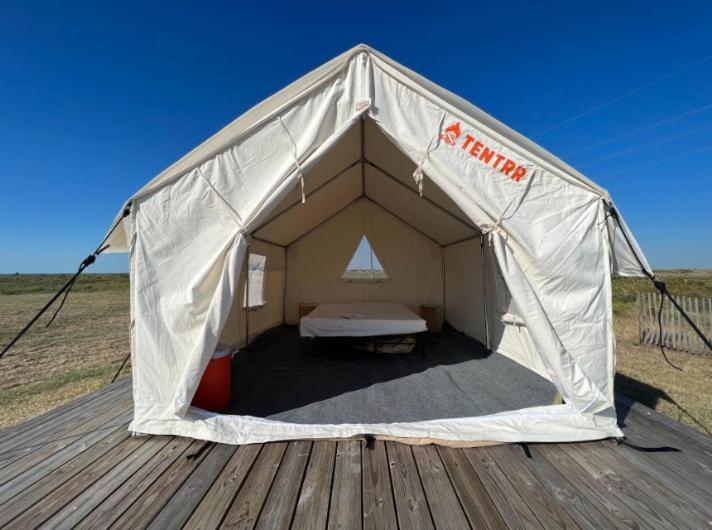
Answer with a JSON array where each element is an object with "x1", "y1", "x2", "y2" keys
[{"x1": 1, "y1": 0, "x2": 710, "y2": 273}]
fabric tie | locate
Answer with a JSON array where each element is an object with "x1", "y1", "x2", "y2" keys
[
  {"x1": 278, "y1": 116, "x2": 306, "y2": 203},
  {"x1": 411, "y1": 112, "x2": 447, "y2": 197}
]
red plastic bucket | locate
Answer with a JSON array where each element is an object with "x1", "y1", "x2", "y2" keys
[{"x1": 191, "y1": 352, "x2": 231, "y2": 412}]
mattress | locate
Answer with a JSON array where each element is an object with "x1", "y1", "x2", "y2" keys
[{"x1": 299, "y1": 302, "x2": 427, "y2": 337}]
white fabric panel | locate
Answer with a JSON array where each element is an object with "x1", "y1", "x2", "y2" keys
[
  {"x1": 285, "y1": 199, "x2": 443, "y2": 323},
  {"x1": 368, "y1": 64, "x2": 616, "y2": 415},
  {"x1": 364, "y1": 117, "x2": 474, "y2": 227},
  {"x1": 258, "y1": 123, "x2": 362, "y2": 223},
  {"x1": 364, "y1": 164, "x2": 474, "y2": 245},
  {"x1": 300, "y1": 302, "x2": 427, "y2": 337},
  {"x1": 131, "y1": 402, "x2": 622, "y2": 446},
  {"x1": 218, "y1": 240, "x2": 285, "y2": 347},
  {"x1": 128, "y1": 55, "x2": 367, "y2": 426},
  {"x1": 606, "y1": 202, "x2": 652, "y2": 277},
  {"x1": 443, "y1": 238, "x2": 486, "y2": 342},
  {"x1": 255, "y1": 164, "x2": 362, "y2": 245}
]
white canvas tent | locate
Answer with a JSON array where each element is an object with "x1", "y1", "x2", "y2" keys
[{"x1": 104, "y1": 44, "x2": 652, "y2": 445}]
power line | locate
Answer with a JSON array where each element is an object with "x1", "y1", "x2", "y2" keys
[
  {"x1": 563, "y1": 102, "x2": 712, "y2": 157},
  {"x1": 604, "y1": 144, "x2": 712, "y2": 177},
  {"x1": 576, "y1": 123, "x2": 712, "y2": 166},
  {"x1": 533, "y1": 54, "x2": 712, "y2": 137}
]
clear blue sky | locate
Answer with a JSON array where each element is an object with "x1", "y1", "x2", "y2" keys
[{"x1": 1, "y1": 0, "x2": 711, "y2": 273}]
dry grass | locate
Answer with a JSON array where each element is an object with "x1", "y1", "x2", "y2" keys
[
  {"x1": 0, "y1": 271, "x2": 710, "y2": 434},
  {"x1": 0, "y1": 274, "x2": 130, "y2": 428}
]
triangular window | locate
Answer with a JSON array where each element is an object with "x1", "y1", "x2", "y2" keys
[{"x1": 341, "y1": 235, "x2": 389, "y2": 282}]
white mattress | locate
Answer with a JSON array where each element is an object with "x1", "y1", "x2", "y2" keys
[{"x1": 300, "y1": 302, "x2": 427, "y2": 337}]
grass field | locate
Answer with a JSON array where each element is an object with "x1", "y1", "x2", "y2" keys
[{"x1": 1, "y1": 271, "x2": 710, "y2": 433}]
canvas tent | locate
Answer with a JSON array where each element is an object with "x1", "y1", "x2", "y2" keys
[{"x1": 104, "y1": 44, "x2": 651, "y2": 445}]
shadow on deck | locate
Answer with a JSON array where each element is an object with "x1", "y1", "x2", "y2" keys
[{"x1": 0, "y1": 378, "x2": 710, "y2": 529}]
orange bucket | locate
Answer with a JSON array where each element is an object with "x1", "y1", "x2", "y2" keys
[{"x1": 191, "y1": 353, "x2": 231, "y2": 412}]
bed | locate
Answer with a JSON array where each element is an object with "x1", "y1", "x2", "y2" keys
[{"x1": 299, "y1": 302, "x2": 427, "y2": 337}]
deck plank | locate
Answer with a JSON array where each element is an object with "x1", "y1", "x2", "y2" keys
[
  {"x1": 0, "y1": 397, "x2": 132, "y2": 483},
  {"x1": 0, "y1": 378, "x2": 130, "y2": 445},
  {"x1": 291, "y1": 440, "x2": 337, "y2": 530},
  {"x1": 386, "y1": 441, "x2": 434, "y2": 530},
  {"x1": 39, "y1": 436, "x2": 174, "y2": 530},
  {"x1": 255, "y1": 440, "x2": 311, "y2": 530},
  {"x1": 327, "y1": 440, "x2": 362, "y2": 530},
  {"x1": 497, "y1": 443, "x2": 612, "y2": 530},
  {"x1": 561, "y1": 442, "x2": 710, "y2": 529},
  {"x1": 485, "y1": 445, "x2": 580, "y2": 529},
  {"x1": 110, "y1": 440, "x2": 215, "y2": 530},
  {"x1": 9, "y1": 434, "x2": 162, "y2": 528},
  {"x1": 463, "y1": 446, "x2": 544, "y2": 529},
  {"x1": 0, "y1": 421, "x2": 133, "y2": 527},
  {"x1": 220, "y1": 441, "x2": 288, "y2": 529},
  {"x1": 0, "y1": 380, "x2": 129, "y2": 456},
  {"x1": 0, "y1": 407, "x2": 132, "y2": 506},
  {"x1": 362, "y1": 440, "x2": 397, "y2": 530},
  {"x1": 0, "y1": 380, "x2": 710, "y2": 530},
  {"x1": 185, "y1": 444, "x2": 262, "y2": 529},
  {"x1": 148, "y1": 442, "x2": 238, "y2": 530},
  {"x1": 73, "y1": 437, "x2": 194, "y2": 529},
  {"x1": 437, "y1": 446, "x2": 507, "y2": 530},
  {"x1": 412, "y1": 444, "x2": 470, "y2": 530},
  {"x1": 532, "y1": 443, "x2": 645, "y2": 529}
]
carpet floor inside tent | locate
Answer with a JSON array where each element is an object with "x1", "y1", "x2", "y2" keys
[{"x1": 227, "y1": 325, "x2": 557, "y2": 424}]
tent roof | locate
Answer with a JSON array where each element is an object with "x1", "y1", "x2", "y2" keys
[{"x1": 123, "y1": 44, "x2": 609, "y2": 206}]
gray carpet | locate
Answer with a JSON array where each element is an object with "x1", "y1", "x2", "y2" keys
[{"x1": 227, "y1": 325, "x2": 556, "y2": 424}]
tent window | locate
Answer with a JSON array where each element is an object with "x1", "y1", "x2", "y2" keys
[
  {"x1": 244, "y1": 253, "x2": 267, "y2": 308},
  {"x1": 341, "y1": 235, "x2": 389, "y2": 282}
]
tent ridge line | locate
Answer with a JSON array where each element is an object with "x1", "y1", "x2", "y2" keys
[
  {"x1": 442, "y1": 235, "x2": 479, "y2": 248},
  {"x1": 364, "y1": 196, "x2": 443, "y2": 248},
  {"x1": 251, "y1": 157, "x2": 363, "y2": 235},
  {"x1": 250, "y1": 236, "x2": 285, "y2": 248},
  {"x1": 283, "y1": 194, "x2": 365, "y2": 248},
  {"x1": 364, "y1": 159, "x2": 480, "y2": 234}
]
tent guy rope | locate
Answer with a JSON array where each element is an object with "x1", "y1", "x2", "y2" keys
[
  {"x1": 607, "y1": 205, "x2": 712, "y2": 366},
  {"x1": 0, "y1": 204, "x2": 131, "y2": 362}
]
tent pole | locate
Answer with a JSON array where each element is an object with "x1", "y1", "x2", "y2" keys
[
  {"x1": 282, "y1": 246, "x2": 288, "y2": 325},
  {"x1": 480, "y1": 234, "x2": 490, "y2": 350},
  {"x1": 441, "y1": 246, "x2": 446, "y2": 324},
  {"x1": 244, "y1": 242, "x2": 250, "y2": 348}
]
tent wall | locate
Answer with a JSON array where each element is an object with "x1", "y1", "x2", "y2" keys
[
  {"x1": 285, "y1": 199, "x2": 443, "y2": 323},
  {"x1": 443, "y1": 238, "x2": 550, "y2": 381},
  {"x1": 443, "y1": 238, "x2": 486, "y2": 342},
  {"x1": 219, "y1": 239, "x2": 285, "y2": 347}
]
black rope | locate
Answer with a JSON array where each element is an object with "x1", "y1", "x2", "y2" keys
[
  {"x1": 111, "y1": 352, "x2": 131, "y2": 383},
  {"x1": 0, "y1": 204, "x2": 131, "y2": 361},
  {"x1": 614, "y1": 437, "x2": 680, "y2": 453},
  {"x1": 607, "y1": 205, "x2": 711, "y2": 366}
]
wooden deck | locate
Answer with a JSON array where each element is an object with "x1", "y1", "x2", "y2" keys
[{"x1": 0, "y1": 379, "x2": 710, "y2": 529}]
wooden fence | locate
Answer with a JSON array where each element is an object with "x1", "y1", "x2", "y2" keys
[{"x1": 638, "y1": 292, "x2": 712, "y2": 354}]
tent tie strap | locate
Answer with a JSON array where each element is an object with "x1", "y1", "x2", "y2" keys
[
  {"x1": 278, "y1": 116, "x2": 306, "y2": 204},
  {"x1": 607, "y1": 204, "x2": 711, "y2": 366},
  {"x1": 0, "y1": 204, "x2": 130, "y2": 361},
  {"x1": 412, "y1": 112, "x2": 447, "y2": 197}
]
